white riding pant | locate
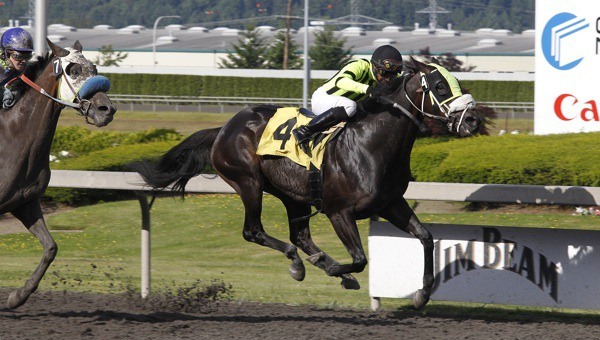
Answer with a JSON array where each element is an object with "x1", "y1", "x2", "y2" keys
[{"x1": 310, "y1": 86, "x2": 357, "y2": 117}]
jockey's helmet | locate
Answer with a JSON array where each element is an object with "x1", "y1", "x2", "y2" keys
[
  {"x1": 371, "y1": 45, "x2": 403, "y2": 77},
  {"x1": 1, "y1": 27, "x2": 34, "y2": 53}
]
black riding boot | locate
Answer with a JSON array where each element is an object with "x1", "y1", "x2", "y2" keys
[{"x1": 292, "y1": 106, "x2": 347, "y2": 153}]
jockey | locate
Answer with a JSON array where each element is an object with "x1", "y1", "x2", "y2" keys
[
  {"x1": 292, "y1": 44, "x2": 403, "y2": 152},
  {"x1": 0, "y1": 27, "x2": 34, "y2": 109}
]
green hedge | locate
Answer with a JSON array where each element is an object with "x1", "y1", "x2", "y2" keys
[
  {"x1": 105, "y1": 73, "x2": 533, "y2": 102},
  {"x1": 411, "y1": 133, "x2": 600, "y2": 187},
  {"x1": 46, "y1": 128, "x2": 600, "y2": 205},
  {"x1": 47, "y1": 141, "x2": 181, "y2": 205},
  {"x1": 47, "y1": 128, "x2": 184, "y2": 205},
  {"x1": 51, "y1": 126, "x2": 183, "y2": 156}
]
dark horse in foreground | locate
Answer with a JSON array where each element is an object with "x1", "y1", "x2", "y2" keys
[
  {"x1": 0, "y1": 39, "x2": 116, "y2": 309},
  {"x1": 132, "y1": 58, "x2": 480, "y2": 310}
]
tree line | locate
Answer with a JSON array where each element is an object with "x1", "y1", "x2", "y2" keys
[
  {"x1": 1, "y1": 0, "x2": 534, "y2": 33},
  {"x1": 213, "y1": 25, "x2": 471, "y2": 71}
]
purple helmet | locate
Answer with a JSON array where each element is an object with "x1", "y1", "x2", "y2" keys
[{"x1": 1, "y1": 27, "x2": 34, "y2": 52}]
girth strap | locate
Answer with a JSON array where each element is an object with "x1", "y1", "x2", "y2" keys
[{"x1": 291, "y1": 163, "x2": 324, "y2": 223}]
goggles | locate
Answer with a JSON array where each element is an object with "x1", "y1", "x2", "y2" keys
[
  {"x1": 373, "y1": 59, "x2": 403, "y2": 75},
  {"x1": 9, "y1": 50, "x2": 33, "y2": 62}
]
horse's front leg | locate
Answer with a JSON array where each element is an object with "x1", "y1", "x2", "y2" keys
[
  {"x1": 318, "y1": 209, "x2": 368, "y2": 280},
  {"x1": 7, "y1": 200, "x2": 58, "y2": 309},
  {"x1": 379, "y1": 198, "x2": 434, "y2": 310},
  {"x1": 283, "y1": 199, "x2": 360, "y2": 289}
]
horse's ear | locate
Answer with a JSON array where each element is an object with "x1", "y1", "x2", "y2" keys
[
  {"x1": 46, "y1": 38, "x2": 70, "y2": 57},
  {"x1": 431, "y1": 57, "x2": 441, "y2": 65},
  {"x1": 73, "y1": 40, "x2": 83, "y2": 53},
  {"x1": 410, "y1": 56, "x2": 428, "y2": 73}
]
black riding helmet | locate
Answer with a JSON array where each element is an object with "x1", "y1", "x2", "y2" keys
[{"x1": 371, "y1": 44, "x2": 403, "y2": 77}]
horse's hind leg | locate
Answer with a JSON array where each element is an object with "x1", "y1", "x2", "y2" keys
[
  {"x1": 229, "y1": 181, "x2": 306, "y2": 281},
  {"x1": 7, "y1": 200, "x2": 57, "y2": 309},
  {"x1": 283, "y1": 199, "x2": 360, "y2": 289},
  {"x1": 379, "y1": 198, "x2": 434, "y2": 310}
]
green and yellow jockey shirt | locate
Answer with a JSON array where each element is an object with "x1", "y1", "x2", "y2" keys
[{"x1": 321, "y1": 59, "x2": 377, "y2": 102}]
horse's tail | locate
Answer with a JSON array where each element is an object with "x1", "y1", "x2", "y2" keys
[{"x1": 130, "y1": 127, "x2": 221, "y2": 196}]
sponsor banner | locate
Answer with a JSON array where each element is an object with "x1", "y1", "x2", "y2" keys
[
  {"x1": 369, "y1": 221, "x2": 600, "y2": 309},
  {"x1": 535, "y1": 1, "x2": 600, "y2": 134}
]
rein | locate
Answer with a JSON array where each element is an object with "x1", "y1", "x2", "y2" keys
[
  {"x1": 381, "y1": 69, "x2": 472, "y2": 134},
  {"x1": 377, "y1": 73, "x2": 432, "y2": 133},
  {"x1": 13, "y1": 74, "x2": 80, "y2": 109},
  {"x1": 7, "y1": 58, "x2": 95, "y2": 123}
]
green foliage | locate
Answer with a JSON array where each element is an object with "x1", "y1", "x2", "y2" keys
[
  {"x1": 46, "y1": 125, "x2": 600, "y2": 204},
  {"x1": 47, "y1": 127, "x2": 184, "y2": 205},
  {"x1": 94, "y1": 45, "x2": 128, "y2": 66},
  {"x1": 51, "y1": 141, "x2": 180, "y2": 171},
  {"x1": 308, "y1": 27, "x2": 353, "y2": 70},
  {"x1": 51, "y1": 126, "x2": 182, "y2": 156},
  {"x1": 219, "y1": 25, "x2": 268, "y2": 69},
  {"x1": 460, "y1": 80, "x2": 534, "y2": 102},
  {"x1": 411, "y1": 133, "x2": 600, "y2": 187},
  {"x1": 264, "y1": 31, "x2": 303, "y2": 70},
  {"x1": 0, "y1": 1, "x2": 535, "y2": 32},
  {"x1": 103, "y1": 73, "x2": 533, "y2": 103},
  {"x1": 46, "y1": 141, "x2": 180, "y2": 205}
]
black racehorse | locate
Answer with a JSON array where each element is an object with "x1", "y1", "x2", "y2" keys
[
  {"x1": 132, "y1": 57, "x2": 480, "y2": 310},
  {"x1": 0, "y1": 39, "x2": 116, "y2": 309}
]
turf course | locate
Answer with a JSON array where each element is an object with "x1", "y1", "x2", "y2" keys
[{"x1": 2, "y1": 194, "x2": 599, "y2": 312}]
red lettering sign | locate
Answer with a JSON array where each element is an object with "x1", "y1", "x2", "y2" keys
[{"x1": 554, "y1": 94, "x2": 600, "y2": 121}]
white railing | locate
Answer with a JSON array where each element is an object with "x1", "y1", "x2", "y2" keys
[
  {"x1": 108, "y1": 94, "x2": 535, "y2": 114},
  {"x1": 47, "y1": 170, "x2": 600, "y2": 301}
]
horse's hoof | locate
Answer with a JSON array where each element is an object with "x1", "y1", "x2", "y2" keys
[
  {"x1": 306, "y1": 252, "x2": 324, "y2": 265},
  {"x1": 413, "y1": 289, "x2": 430, "y2": 310},
  {"x1": 341, "y1": 274, "x2": 360, "y2": 290},
  {"x1": 7, "y1": 289, "x2": 28, "y2": 309},
  {"x1": 289, "y1": 263, "x2": 306, "y2": 281}
]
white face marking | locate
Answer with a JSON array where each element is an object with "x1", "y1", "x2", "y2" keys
[{"x1": 57, "y1": 47, "x2": 96, "y2": 102}]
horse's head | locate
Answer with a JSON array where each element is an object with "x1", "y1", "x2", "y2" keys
[
  {"x1": 47, "y1": 39, "x2": 116, "y2": 127},
  {"x1": 390, "y1": 57, "x2": 480, "y2": 137}
]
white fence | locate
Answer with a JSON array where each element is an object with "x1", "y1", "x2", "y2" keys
[
  {"x1": 48, "y1": 170, "x2": 600, "y2": 305},
  {"x1": 108, "y1": 94, "x2": 535, "y2": 115}
]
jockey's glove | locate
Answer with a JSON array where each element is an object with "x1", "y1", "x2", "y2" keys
[
  {"x1": 366, "y1": 85, "x2": 383, "y2": 99},
  {"x1": 2, "y1": 88, "x2": 15, "y2": 109}
]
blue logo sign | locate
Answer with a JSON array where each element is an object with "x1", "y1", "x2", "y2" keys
[{"x1": 542, "y1": 12, "x2": 589, "y2": 70}]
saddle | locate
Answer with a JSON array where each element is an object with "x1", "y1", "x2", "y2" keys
[
  {"x1": 257, "y1": 107, "x2": 345, "y2": 217},
  {"x1": 256, "y1": 107, "x2": 344, "y2": 171}
]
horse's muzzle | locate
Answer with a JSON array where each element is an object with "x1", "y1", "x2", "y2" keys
[
  {"x1": 88, "y1": 92, "x2": 117, "y2": 127},
  {"x1": 450, "y1": 110, "x2": 480, "y2": 137}
]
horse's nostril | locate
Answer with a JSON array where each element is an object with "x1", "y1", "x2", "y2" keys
[{"x1": 465, "y1": 116, "x2": 479, "y2": 127}]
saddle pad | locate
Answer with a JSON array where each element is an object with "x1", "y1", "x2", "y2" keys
[{"x1": 256, "y1": 107, "x2": 342, "y2": 170}]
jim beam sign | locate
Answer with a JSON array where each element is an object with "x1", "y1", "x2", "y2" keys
[{"x1": 369, "y1": 222, "x2": 600, "y2": 309}]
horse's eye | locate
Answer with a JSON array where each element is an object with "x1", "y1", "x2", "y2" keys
[
  {"x1": 435, "y1": 81, "x2": 448, "y2": 95},
  {"x1": 65, "y1": 63, "x2": 82, "y2": 78}
]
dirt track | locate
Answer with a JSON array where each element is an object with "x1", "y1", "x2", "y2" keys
[{"x1": 1, "y1": 288, "x2": 599, "y2": 339}]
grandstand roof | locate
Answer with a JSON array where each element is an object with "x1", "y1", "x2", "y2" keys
[{"x1": 23, "y1": 24, "x2": 535, "y2": 56}]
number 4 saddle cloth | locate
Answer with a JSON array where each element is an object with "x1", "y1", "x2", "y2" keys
[{"x1": 256, "y1": 107, "x2": 345, "y2": 170}]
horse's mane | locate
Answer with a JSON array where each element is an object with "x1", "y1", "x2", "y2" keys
[
  {"x1": 354, "y1": 73, "x2": 412, "y2": 121},
  {"x1": 9, "y1": 53, "x2": 52, "y2": 93}
]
